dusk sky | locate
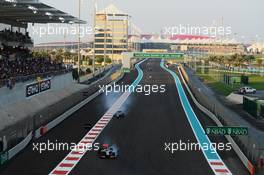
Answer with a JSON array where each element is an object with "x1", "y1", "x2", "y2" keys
[{"x1": 29, "y1": 0, "x2": 264, "y2": 44}]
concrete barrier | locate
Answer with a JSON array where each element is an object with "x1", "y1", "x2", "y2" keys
[
  {"x1": 0, "y1": 72, "x2": 74, "y2": 108},
  {"x1": 79, "y1": 65, "x2": 113, "y2": 83},
  {"x1": 8, "y1": 132, "x2": 32, "y2": 160},
  {"x1": 178, "y1": 65, "x2": 255, "y2": 175}
]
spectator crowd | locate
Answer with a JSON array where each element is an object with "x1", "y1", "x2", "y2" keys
[
  {"x1": 0, "y1": 45, "x2": 66, "y2": 89},
  {"x1": 0, "y1": 29, "x2": 69, "y2": 89},
  {"x1": 0, "y1": 29, "x2": 32, "y2": 44}
]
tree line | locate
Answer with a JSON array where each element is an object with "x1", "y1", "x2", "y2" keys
[{"x1": 208, "y1": 54, "x2": 263, "y2": 67}]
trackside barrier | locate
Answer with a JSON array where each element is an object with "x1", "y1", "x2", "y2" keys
[
  {"x1": 0, "y1": 68, "x2": 124, "y2": 167},
  {"x1": 0, "y1": 151, "x2": 8, "y2": 167},
  {"x1": 34, "y1": 67, "x2": 121, "y2": 138},
  {"x1": 0, "y1": 132, "x2": 32, "y2": 165},
  {"x1": 34, "y1": 71, "x2": 124, "y2": 139},
  {"x1": 178, "y1": 65, "x2": 255, "y2": 175},
  {"x1": 79, "y1": 64, "x2": 114, "y2": 83},
  {"x1": 8, "y1": 132, "x2": 32, "y2": 160}
]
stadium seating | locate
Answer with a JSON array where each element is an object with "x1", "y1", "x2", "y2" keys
[
  {"x1": 0, "y1": 45, "x2": 67, "y2": 89},
  {"x1": 0, "y1": 29, "x2": 32, "y2": 44}
]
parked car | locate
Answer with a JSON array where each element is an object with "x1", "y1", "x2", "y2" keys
[{"x1": 238, "y1": 86, "x2": 256, "y2": 94}]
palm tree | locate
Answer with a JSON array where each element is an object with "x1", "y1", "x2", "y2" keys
[
  {"x1": 236, "y1": 56, "x2": 245, "y2": 68},
  {"x1": 231, "y1": 54, "x2": 240, "y2": 67},
  {"x1": 256, "y1": 58, "x2": 263, "y2": 68},
  {"x1": 217, "y1": 55, "x2": 225, "y2": 66},
  {"x1": 63, "y1": 51, "x2": 72, "y2": 63},
  {"x1": 54, "y1": 49, "x2": 64, "y2": 63},
  {"x1": 246, "y1": 55, "x2": 255, "y2": 64},
  {"x1": 209, "y1": 55, "x2": 218, "y2": 62},
  {"x1": 226, "y1": 56, "x2": 234, "y2": 67}
]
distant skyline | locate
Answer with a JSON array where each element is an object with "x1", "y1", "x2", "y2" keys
[{"x1": 28, "y1": 0, "x2": 264, "y2": 44}]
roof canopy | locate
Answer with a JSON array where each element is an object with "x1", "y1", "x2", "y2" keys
[
  {"x1": 139, "y1": 34, "x2": 239, "y2": 45},
  {"x1": 0, "y1": 0, "x2": 85, "y2": 28}
]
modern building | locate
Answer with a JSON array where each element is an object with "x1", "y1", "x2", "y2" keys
[
  {"x1": 138, "y1": 34, "x2": 245, "y2": 55},
  {"x1": 94, "y1": 4, "x2": 129, "y2": 61}
]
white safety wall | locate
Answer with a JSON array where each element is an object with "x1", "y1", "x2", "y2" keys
[{"x1": 0, "y1": 72, "x2": 74, "y2": 108}]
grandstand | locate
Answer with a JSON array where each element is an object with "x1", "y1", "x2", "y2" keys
[
  {"x1": 135, "y1": 34, "x2": 245, "y2": 55},
  {"x1": 0, "y1": 0, "x2": 85, "y2": 88}
]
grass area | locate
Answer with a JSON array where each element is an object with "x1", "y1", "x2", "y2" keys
[
  {"x1": 196, "y1": 71, "x2": 264, "y2": 96},
  {"x1": 196, "y1": 73, "x2": 236, "y2": 96},
  {"x1": 209, "y1": 82, "x2": 235, "y2": 96},
  {"x1": 248, "y1": 76, "x2": 264, "y2": 90},
  {"x1": 189, "y1": 61, "x2": 264, "y2": 96}
]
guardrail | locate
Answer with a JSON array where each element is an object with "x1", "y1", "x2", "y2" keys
[{"x1": 178, "y1": 65, "x2": 255, "y2": 175}]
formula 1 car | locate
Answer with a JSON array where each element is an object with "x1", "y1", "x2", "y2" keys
[
  {"x1": 113, "y1": 111, "x2": 125, "y2": 119},
  {"x1": 98, "y1": 144, "x2": 118, "y2": 159}
]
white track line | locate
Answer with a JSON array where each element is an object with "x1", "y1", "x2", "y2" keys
[{"x1": 48, "y1": 59, "x2": 146, "y2": 175}]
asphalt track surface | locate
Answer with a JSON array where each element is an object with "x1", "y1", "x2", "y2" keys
[{"x1": 0, "y1": 59, "x2": 248, "y2": 175}]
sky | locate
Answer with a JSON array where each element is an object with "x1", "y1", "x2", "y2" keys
[{"x1": 29, "y1": 0, "x2": 264, "y2": 44}]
